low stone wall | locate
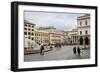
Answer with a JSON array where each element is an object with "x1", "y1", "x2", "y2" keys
[{"x1": 24, "y1": 48, "x2": 52, "y2": 55}]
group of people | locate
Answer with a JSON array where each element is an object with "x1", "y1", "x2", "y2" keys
[
  {"x1": 40, "y1": 43, "x2": 81, "y2": 57},
  {"x1": 73, "y1": 46, "x2": 81, "y2": 57}
]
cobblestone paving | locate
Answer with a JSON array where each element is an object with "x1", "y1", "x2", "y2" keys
[{"x1": 24, "y1": 45, "x2": 90, "y2": 62}]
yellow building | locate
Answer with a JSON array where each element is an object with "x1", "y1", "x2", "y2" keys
[
  {"x1": 24, "y1": 21, "x2": 50, "y2": 45},
  {"x1": 34, "y1": 29, "x2": 49, "y2": 45},
  {"x1": 24, "y1": 21, "x2": 68, "y2": 48}
]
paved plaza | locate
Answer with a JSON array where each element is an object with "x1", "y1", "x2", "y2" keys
[{"x1": 24, "y1": 45, "x2": 90, "y2": 62}]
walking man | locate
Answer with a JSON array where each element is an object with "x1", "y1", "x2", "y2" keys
[
  {"x1": 50, "y1": 45, "x2": 53, "y2": 50},
  {"x1": 40, "y1": 44, "x2": 44, "y2": 55},
  {"x1": 73, "y1": 47, "x2": 76, "y2": 56},
  {"x1": 77, "y1": 46, "x2": 81, "y2": 57}
]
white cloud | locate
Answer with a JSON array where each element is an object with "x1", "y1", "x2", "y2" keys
[{"x1": 24, "y1": 11, "x2": 86, "y2": 31}]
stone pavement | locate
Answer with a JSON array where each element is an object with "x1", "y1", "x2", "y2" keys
[{"x1": 24, "y1": 45, "x2": 90, "y2": 62}]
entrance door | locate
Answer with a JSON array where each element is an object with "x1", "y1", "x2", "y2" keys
[
  {"x1": 85, "y1": 37, "x2": 89, "y2": 45},
  {"x1": 80, "y1": 37, "x2": 83, "y2": 45}
]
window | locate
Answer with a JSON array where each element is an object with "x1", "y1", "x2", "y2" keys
[
  {"x1": 28, "y1": 25, "x2": 31, "y2": 27},
  {"x1": 25, "y1": 24, "x2": 27, "y2": 26},
  {"x1": 28, "y1": 32, "x2": 31, "y2": 35},
  {"x1": 32, "y1": 38, "x2": 34, "y2": 40},
  {"x1": 80, "y1": 31, "x2": 82, "y2": 35},
  {"x1": 85, "y1": 30, "x2": 88, "y2": 35},
  {"x1": 24, "y1": 32, "x2": 27, "y2": 35},
  {"x1": 85, "y1": 20, "x2": 88, "y2": 25},
  {"x1": 32, "y1": 33, "x2": 34, "y2": 35},
  {"x1": 28, "y1": 36, "x2": 30, "y2": 39},
  {"x1": 36, "y1": 33, "x2": 38, "y2": 36},
  {"x1": 24, "y1": 28, "x2": 27, "y2": 30},
  {"x1": 28, "y1": 29, "x2": 30, "y2": 31},
  {"x1": 32, "y1": 29, "x2": 34, "y2": 31},
  {"x1": 80, "y1": 22, "x2": 82, "y2": 26}
]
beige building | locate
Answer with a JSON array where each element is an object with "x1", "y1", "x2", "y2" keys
[
  {"x1": 38, "y1": 26, "x2": 65, "y2": 45},
  {"x1": 24, "y1": 21, "x2": 50, "y2": 45},
  {"x1": 24, "y1": 22, "x2": 65, "y2": 46},
  {"x1": 24, "y1": 21, "x2": 35, "y2": 46},
  {"x1": 77, "y1": 14, "x2": 90, "y2": 45},
  {"x1": 49, "y1": 31, "x2": 64, "y2": 45},
  {"x1": 24, "y1": 14, "x2": 90, "y2": 47},
  {"x1": 34, "y1": 29, "x2": 49, "y2": 45}
]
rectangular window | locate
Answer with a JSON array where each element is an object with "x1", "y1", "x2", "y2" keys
[
  {"x1": 28, "y1": 32, "x2": 31, "y2": 35},
  {"x1": 28, "y1": 29, "x2": 30, "y2": 31},
  {"x1": 32, "y1": 33, "x2": 34, "y2": 35},
  {"x1": 32, "y1": 38, "x2": 34, "y2": 40},
  {"x1": 85, "y1": 30, "x2": 88, "y2": 34},
  {"x1": 80, "y1": 22, "x2": 82, "y2": 26},
  {"x1": 32, "y1": 29, "x2": 34, "y2": 31},
  {"x1": 24, "y1": 32, "x2": 27, "y2": 35},
  {"x1": 80, "y1": 31, "x2": 82, "y2": 35},
  {"x1": 85, "y1": 20, "x2": 88, "y2": 25},
  {"x1": 28, "y1": 25, "x2": 31, "y2": 27},
  {"x1": 24, "y1": 28, "x2": 27, "y2": 30},
  {"x1": 25, "y1": 24, "x2": 27, "y2": 26},
  {"x1": 28, "y1": 36, "x2": 30, "y2": 39}
]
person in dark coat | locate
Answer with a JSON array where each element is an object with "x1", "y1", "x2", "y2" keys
[
  {"x1": 40, "y1": 44, "x2": 44, "y2": 55},
  {"x1": 50, "y1": 45, "x2": 53, "y2": 50},
  {"x1": 73, "y1": 47, "x2": 76, "y2": 55},
  {"x1": 77, "y1": 46, "x2": 81, "y2": 56}
]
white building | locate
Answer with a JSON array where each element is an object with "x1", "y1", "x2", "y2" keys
[
  {"x1": 67, "y1": 28, "x2": 78, "y2": 45},
  {"x1": 77, "y1": 14, "x2": 90, "y2": 45}
]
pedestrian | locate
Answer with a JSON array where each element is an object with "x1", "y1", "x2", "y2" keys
[
  {"x1": 40, "y1": 44, "x2": 44, "y2": 55},
  {"x1": 50, "y1": 45, "x2": 53, "y2": 50},
  {"x1": 73, "y1": 47, "x2": 76, "y2": 56},
  {"x1": 77, "y1": 46, "x2": 81, "y2": 57}
]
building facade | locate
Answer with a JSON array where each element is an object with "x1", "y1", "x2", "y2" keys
[
  {"x1": 77, "y1": 14, "x2": 90, "y2": 45},
  {"x1": 24, "y1": 21, "x2": 66, "y2": 47},
  {"x1": 49, "y1": 31, "x2": 64, "y2": 45},
  {"x1": 24, "y1": 21, "x2": 50, "y2": 46},
  {"x1": 34, "y1": 29, "x2": 49, "y2": 45},
  {"x1": 67, "y1": 28, "x2": 78, "y2": 45},
  {"x1": 24, "y1": 14, "x2": 90, "y2": 51}
]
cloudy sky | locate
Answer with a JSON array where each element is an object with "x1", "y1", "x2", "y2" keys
[{"x1": 24, "y1": 11, "x2": 86, "y2": 31}]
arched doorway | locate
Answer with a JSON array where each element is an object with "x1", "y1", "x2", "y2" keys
[
  {"x1": 80, "y1": 37, "x2": 83, "y2": 45},
  {"x1": 85, "y1": 37, "x2": 89, "y2": 45}
]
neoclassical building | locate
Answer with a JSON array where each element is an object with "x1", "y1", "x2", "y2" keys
[
  {"x1": 77, "y1": 14, "x2": 90, "y2": 45},
  {"x1": 67, "y1": 28, "x2": 78, "y2": 45}
]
